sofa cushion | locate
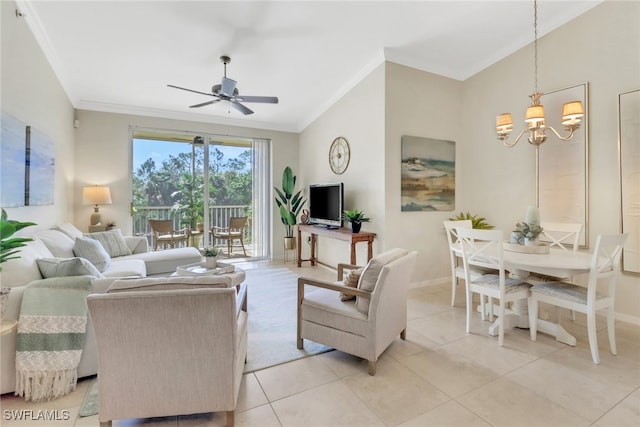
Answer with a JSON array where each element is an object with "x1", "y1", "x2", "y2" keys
[
  {"x1": 108, "y1": 275, "x2": 237, "y2": 293},
  {"x1": 101, "y1": 259, "x2": 146, "y2": 278},
  {"x1": 0, "y1": 238, "x2": 52, "y2": 287},
  {"x1": 119, "y1": 247, "x2": 202, "y2": 275},
  {"x1": 84, "y1": 229, "x2": 131, "y2": 257},
  {"x1": 33, "y1": 229, "x2": 75, "y2": 258},
  {"x1": 37, "y1": 257, "x2": 104, "y2": 279},
  {"x1": 356, "y1": 248, "x2": 408, "y2": 314},
  {"x1": 54, "y1": 223, "x2": 83, "y2": 240},
  {"x1": 73, "y1": 237, "x2": 111, "y2": 273}
]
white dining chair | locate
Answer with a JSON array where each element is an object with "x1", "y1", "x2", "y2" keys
[
  {"x1": 539, "y1": 222, "x2": 583, "y2": 251},
  {"x1": 443, "y1": 220, "x2": 495, "y2": 307},
  {"x1": 528, "y1": 233, "x2": 629, "y2": 364},
  {"x1": 457, "y1": 228, "x2": 530, "y2": 346},
  {"x1": 530, "y1": 222, "x2": 583, "y2": 320}
]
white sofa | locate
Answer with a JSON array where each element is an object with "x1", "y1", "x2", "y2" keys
[{"x1": 0, "y1": 224, "x2": 202, "y2": 394}]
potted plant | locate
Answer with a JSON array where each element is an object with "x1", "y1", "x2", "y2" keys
[
  {"x1": 449, "y1": 212, "x2": 494, "y2": 229},
  {"x1": 342, "y1": 209, "x2": 370, "y2": 233},
  {"x1": 515, "y1": 222, "x2": 544, "y2": 245},
  {"x1": 274, "y1": 166, "x2": 305, "y2": 249},
  {"x1": 202, "y1": 247, "x2": 221, "y2": 269},
  {"x1": 170, "y1": 172, "x2": 204, "y2": 230},
  {"x1": 1, "y1": 209, "x2": 36, "y2": 271}
]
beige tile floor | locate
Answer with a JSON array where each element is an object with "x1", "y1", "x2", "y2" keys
[{"x1": 2, "y1": 261, "x2": 639, "y2": 426}]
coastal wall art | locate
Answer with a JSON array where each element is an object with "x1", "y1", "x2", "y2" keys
[
  {"x1": 401, "y1": 135, "x2": 455, "y2": 212},
  {"x1": 1, "y1": 112, "x2": 26, "y2": 207},
  {"x1": 25, "y1": 125, "x2": 55, "y2": 206}
]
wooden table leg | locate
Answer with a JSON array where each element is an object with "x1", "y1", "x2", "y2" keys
[
  {"x1": 350, "y1": 242, "x2": 357, "y2": 265},
  {"x1": 310, "y1": 234, "x2": 317, "y2": 266},
  {"x1": 297, "y1": 227, "x2": 302, "y2": 267},
  {"x1": 367, "y1": 238, "x2": 373, "y2": 261}
]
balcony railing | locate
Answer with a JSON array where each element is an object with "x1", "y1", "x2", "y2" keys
[{"x1": 133, "y1": 205, "x2": 251, "y2": 248}]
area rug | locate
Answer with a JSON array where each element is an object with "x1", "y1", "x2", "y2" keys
[
  {"x1": 79, "y1": 267, "x2": 331, "y2": 417},
  {"x1": 243, "y1": 267, "x2": 332, "y2": 372}
]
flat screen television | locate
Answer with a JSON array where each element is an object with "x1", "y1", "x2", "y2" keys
[{"x1": 308, "y1": 183, "x2": 344, "y2": 228}]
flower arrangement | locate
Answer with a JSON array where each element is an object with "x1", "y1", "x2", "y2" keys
[{"x1": 515, "y1": 222, "x2": 544, "y2": 241}]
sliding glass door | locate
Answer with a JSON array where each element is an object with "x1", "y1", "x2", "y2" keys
[{"x1": 131, "y1": 128, "x2": 269, "y2": 260}]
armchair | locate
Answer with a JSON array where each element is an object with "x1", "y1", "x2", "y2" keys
[
  {"x1": 211, "y1": 216, "x2": 248, "y2": 256},
  {"x1": 87, "y1": 276, "x2": 248, "y2": 426},
  {"x1": 297, "y1": 249, "x2": 417, "y2": 375}
]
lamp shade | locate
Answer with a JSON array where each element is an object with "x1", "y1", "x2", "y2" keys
[
  {"x1": 561, "y1": 101, "x2": 584, "y2": 125},
  {"x1": 524, "y1": 104, "x2": 545, "y2": 129},
  {"x1": 82, "y1": 186, "x2": 112, "y2": 206}
]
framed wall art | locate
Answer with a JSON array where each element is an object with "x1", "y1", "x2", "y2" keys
[
  {"x1": 1, "y1": 112, "x2": 26, "y2": 207},
  {"x1": 619, "y1": 88, "x2": 640, "y2": 274},
  {"x1": 401, "y1": 135, "x2": 455, "y2": 212},
  {"x1": 537, "y1": 83, "x2": 589, "y2": 247}
]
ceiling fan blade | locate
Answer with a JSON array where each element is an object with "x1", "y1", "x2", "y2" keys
[
  {"x1": 167, "y1": 84, "x2": 213, "y2": 97},
  {"x1": 237, "y1": 95, "x2": 279, "y2": 104},
  {"x1": 221, "y1": 77, "x2": 237, "y2": 97},
  {"x1": 189, "y1": 100, "x2": 220, "y2": 108},
  {"x1": 230, "y1": 101, "x2": 254, "y2": 115}
]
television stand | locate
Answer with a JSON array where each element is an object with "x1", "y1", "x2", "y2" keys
[{"x1": 296, "y1": 224, "x2": 376, "y2": 267}]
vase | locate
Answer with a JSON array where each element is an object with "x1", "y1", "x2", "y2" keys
[
  {"x1": 511, "y1": 231, "x2": 524, "y2": 245},
  {"x1": 205, "y1": 256, "x2": 218, "y2": 269},
  {"x1": 351, "y1": 222, "x2": 362, "y2": 233},
  {"x1": 524, "y1": 237, "x2": 536, "y2": 246},
  {"x1": 284, "y1": 236, "x2": 296, "y2": 250}
]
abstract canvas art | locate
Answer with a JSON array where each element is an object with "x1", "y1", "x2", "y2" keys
[
  {"x1": 1, "y1": 113, "x2": 26, "y2": 207},
  {"x1": 26, "y1": 125, "x2": 55, "y2": 206},
  {"x1": 401, "y1": 135, "x2": 455, "y2": 212}
]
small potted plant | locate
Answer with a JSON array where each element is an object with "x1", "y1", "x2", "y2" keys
[
  {"x1": 202, "y1": 247, "x2": 221, "y2": 269},
  {"x1": 342, "y1": 209, "x2": 370, "y2": 233},
  {"x1": 515, "y1": 222, "x2": 544, "y2": 246}
]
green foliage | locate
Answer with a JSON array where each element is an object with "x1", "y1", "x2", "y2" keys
[
  {"x1": 0, "y1": 209, "x2": 36, "y2": 271},
  {"x1": 202, "y1": 247, "x2": 221, "y2": 257},
  {"x1": 515, "y1": 222, "x2": 543, "y2": 239},
  {"x1": 170, "y1": 172, "x2": 204, "y2": 229},
  {"x1": 449, "y1": 212, "x2": 494, "y2": 229},
  {"x1": 274, "y1": 167, "x2": 306, "y2": 238},
  {"x1": 342, "y1": 209, "x2": 370, "y2": 223}
]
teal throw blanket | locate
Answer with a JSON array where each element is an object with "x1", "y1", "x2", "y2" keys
[{"x1": 15, "y1": 276, "x2": 92, "y2": 402}]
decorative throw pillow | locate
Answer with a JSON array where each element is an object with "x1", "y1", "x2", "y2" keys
[
  {"x1": 53, "y1": 223, "x2": 84, "y2": 240},
  {"x1": 355, "y1": 248, "x2": 408, "y2": 314},
  {"x1": 339, "y1": 268, "x2": 363, "y2": 301},
  {"x1": 73, "y1": 236, "x2": 111, "y2": 273},
  {"x1": 37, "y1": 257, "x2": 104, "y2": 279},
  {"x1": 84, "y1": 229, "x2": 131, "y2": 257}
]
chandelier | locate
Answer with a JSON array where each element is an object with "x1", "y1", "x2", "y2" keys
[{"x1": 496, "y1": 0, "x2": 584, "y2": 147}]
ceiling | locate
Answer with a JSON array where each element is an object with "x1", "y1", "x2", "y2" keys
[{"x1": 15, "y1": 1, "x2": 603, "y2": 133}]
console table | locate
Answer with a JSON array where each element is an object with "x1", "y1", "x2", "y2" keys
[{"x1": 296, "y1": 224, "x2": 376, "y2": 267}]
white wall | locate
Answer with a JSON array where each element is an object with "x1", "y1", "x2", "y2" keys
[
  {"x1": 1, "y1": 0, "x2": 75, "y2": 229},
  {"x1": 462, "y1": 0, "x2": 640, "y2": 321},
  {"x1": 299, "y1": 64, "x2": 386, "y2": 267},
  {"x1": 73, "y1": 110, "x2": 299, "y2": 260}
]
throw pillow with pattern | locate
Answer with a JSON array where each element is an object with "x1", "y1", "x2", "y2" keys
[
  {"x1": 73, "y1": 236, "x2": 111, "y2": 272},
  {"x1": 339, "y1": 268, "x2": 363, "y2": 301}
]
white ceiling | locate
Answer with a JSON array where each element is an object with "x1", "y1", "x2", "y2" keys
[{"x1": 15, "y1": 0, "x2": 603, "y2": 133}]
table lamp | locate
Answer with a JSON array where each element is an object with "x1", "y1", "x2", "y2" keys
[{"x1": 82, "y1": 185, "x2": 112, "y2": 225}]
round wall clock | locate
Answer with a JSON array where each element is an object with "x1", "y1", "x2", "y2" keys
[{"x1": 329, "y1": 136, "x2": 350, "y2": 174}]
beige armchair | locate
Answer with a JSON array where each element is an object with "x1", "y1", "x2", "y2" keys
[
  {"x1": 87, "y1": 276, "x2": 248, "y2": 427},
  {"x1": 297, "y1": 249, "x2": 417, "y2": 375}
]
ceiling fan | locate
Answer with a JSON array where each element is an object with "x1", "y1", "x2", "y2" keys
[{"x1": 167, "y1": 55, "x2": 278, "y2": 115}]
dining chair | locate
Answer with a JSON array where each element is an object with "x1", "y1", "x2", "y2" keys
[
  {"x1": 211, "y1": 216, "x2": 248, "y2": 257},
  {"x1": 528, "y1": 233, "x2": 628, "y2": 364},
  {"x1": 148, "y1": 219, "x2": 190, "y2": 251},
  {"x1": 530, "y1": 222, "x2": 583, "y2": 320},
  {"x1": 457, "y1": 228, "x2": 530, "y2": 346},
  {"x1": 444, "y1": 220, "x2": 497, "y2": 308}
]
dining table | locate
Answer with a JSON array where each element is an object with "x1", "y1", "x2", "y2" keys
[{"x1": 470, "y1": 244, "x2": 596, "y2": 346}]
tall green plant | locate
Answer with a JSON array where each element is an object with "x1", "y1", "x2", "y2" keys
[
  {"x1": 274, "y1": 166, "x2": 305, "y2": 238},
  {"x1": 170, "y1": 172, "x2": 204, "y2": 229},
  {"x1": 0, "y1": 209, "x2": 36, "y2": 271}
]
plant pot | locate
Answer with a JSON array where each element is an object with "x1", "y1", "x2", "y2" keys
[
  {"x1": 204, "y1": 256, "x2": 218, "y2": 269},
  {"x1": 284, "y1": 236, "x2": 296, "y2": 250},
  {"x1": 0, "y1": 288, "x2": 10, "y2": 319},
  {"x1": 351, "y1": 222, "x2": 362, "y2": 233},
  {"x1": 524, "y1": 237, "x2": 536, "y2": 246},
  {"x1": 197, "y1": 223, "x2": 204, "y2": 232}
]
